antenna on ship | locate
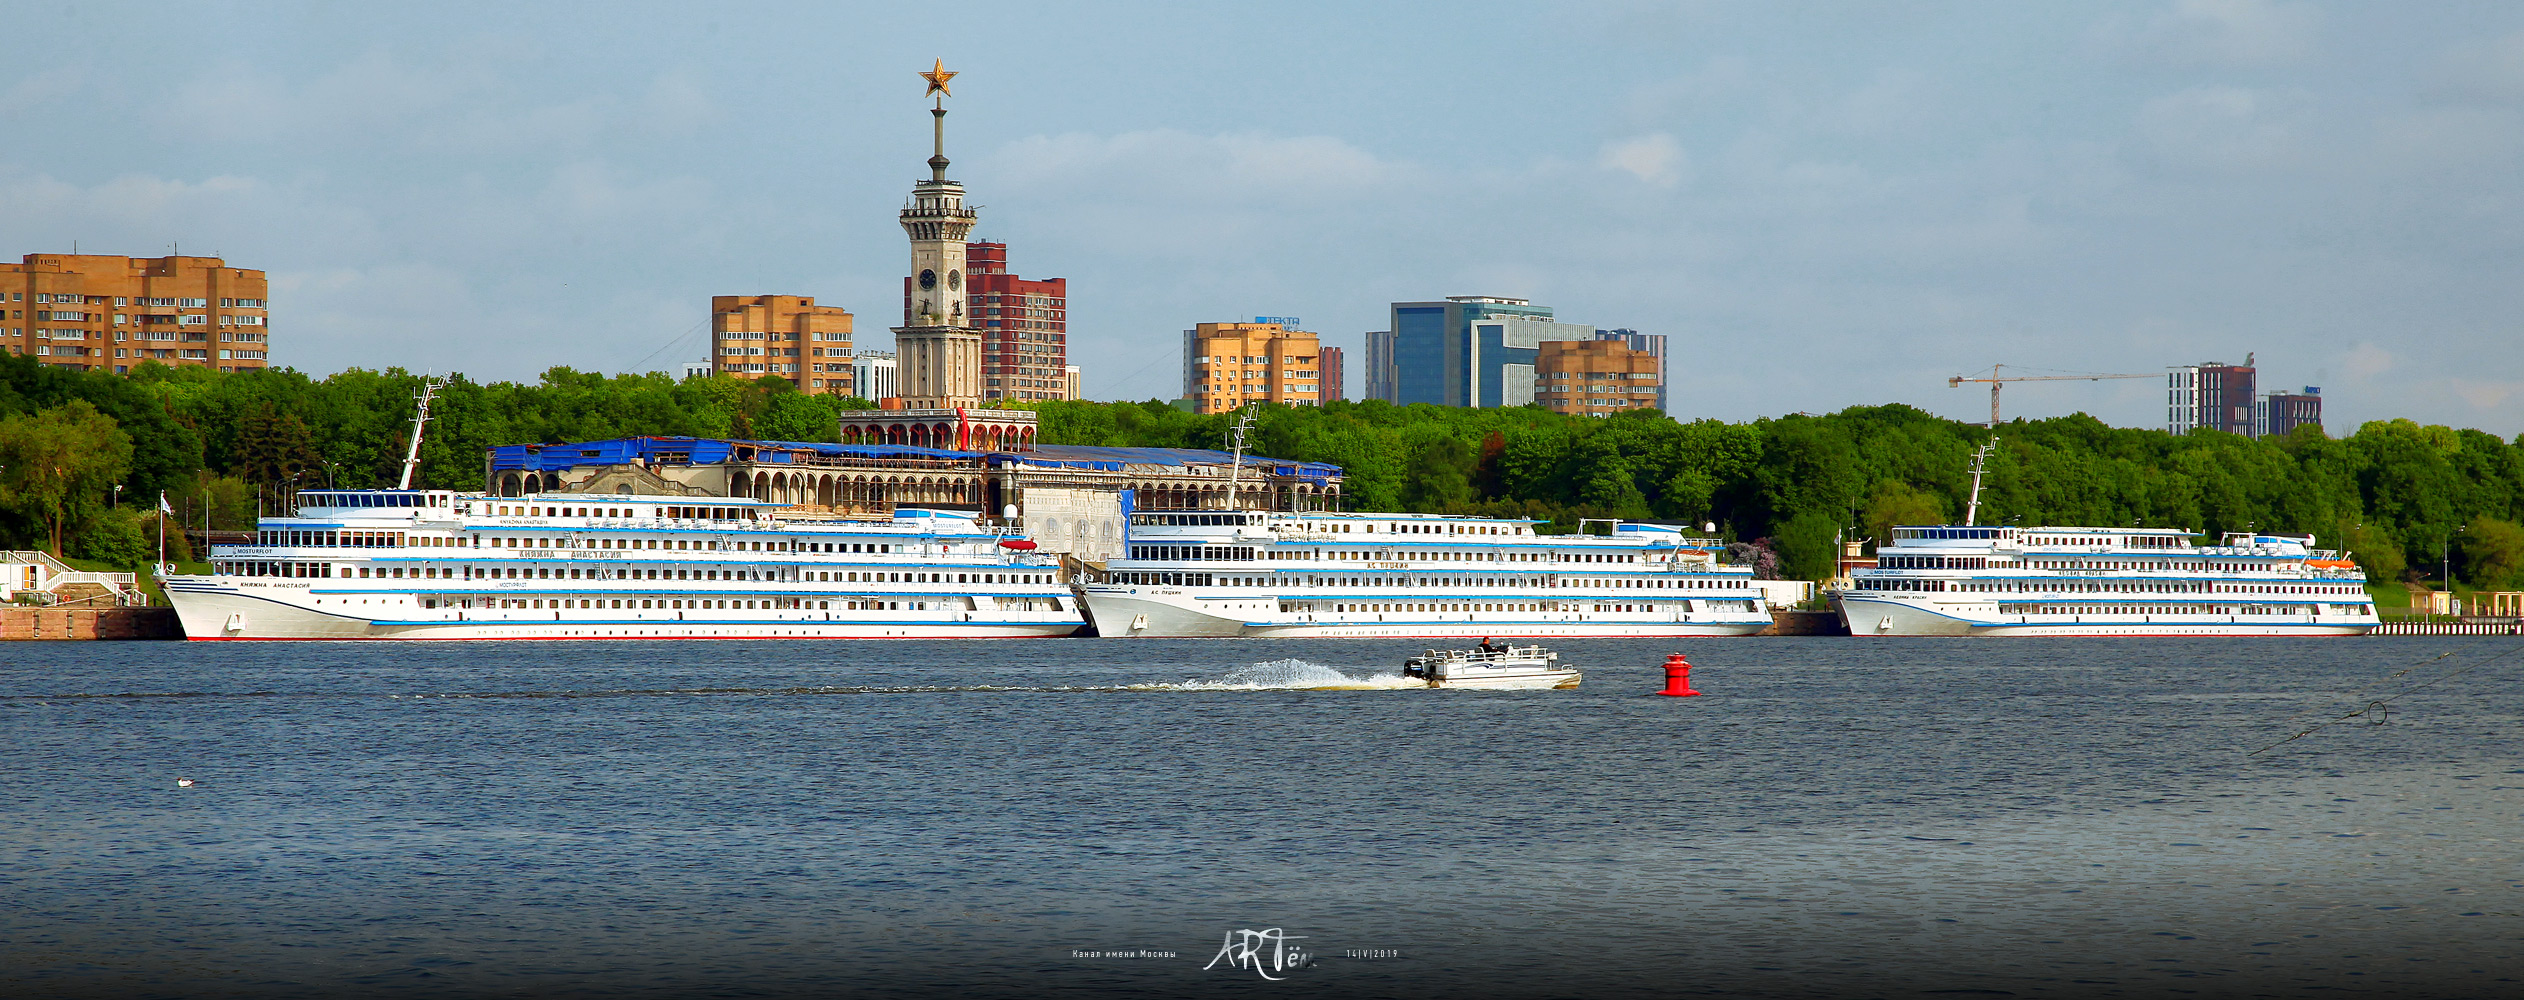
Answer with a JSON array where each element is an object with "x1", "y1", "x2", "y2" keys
[
  {"x1": 1963, "y1": 437, "x2": 1996, "y2": 527},
  {"x1": 1223, "y1": 404, "x2": 1257, "y2": 510},
  {"x1": 397, "y1": 377, "x2": 444, "y2": 490}
]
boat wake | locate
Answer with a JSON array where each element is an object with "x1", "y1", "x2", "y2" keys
[
  {"x1": 1144, "y1": 658, "x2": 1422, "y2": 692},
  {"x1": 0, "y1": 660, "x2": 1421, "y2": 703}
]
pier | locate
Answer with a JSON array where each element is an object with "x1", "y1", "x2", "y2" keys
[{"x1": 2369, "y1": 619, "x2": 2524, "y2": 636}]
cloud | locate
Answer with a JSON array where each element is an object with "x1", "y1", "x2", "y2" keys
[
  {"x1": 978, "y1": 129, "x2": 1412, "y2": 265},
  {"x1": 2342, "y1": 342, "x2": 2394, "y2": 382},
  {"x1": 639, "y1": 71, "x2": 715, "y2": 136},
  {"x1": 0, "y1": 168, "x2": 360, "y2": 257},
  {"x1": 162, "y1": 50, "x2": 641, "y2": 157},
  {"x1": 0, "y1": 68, "x2": 83, "y2": 115},
  {"x1": 1599, "y1": 133, "x2": 1688, "y2": 186},
  {"x1": 2431, "y1": 29, "x2": 2524, "y2": 104},
  {"x1": 2136, "y1": 0, "x2": 2321, "y2": 67},
  {"x1": 991, "y1": 130, "x2": 1395, "y2": 204},
  {"x1": 2136, "y1": 86, "x2": 2308, "y2": 172},
  {"x1": 538, "y1": 160, "x2": 715, "y2": 224},
  {"x1": 2450, "y1": 377, "x2": 2523, "y2": 412}
]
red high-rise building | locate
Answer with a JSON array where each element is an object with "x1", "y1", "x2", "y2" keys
[
  {"x1": 1319, "y1": 345, "x2": 1346, "y2": 402},
  {"x1": 964, "y1": 241, "x2": 1069, "y2": 401}
]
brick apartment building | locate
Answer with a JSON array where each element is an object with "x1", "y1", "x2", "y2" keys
[
  {"x1": 1181, "y1": 321, "x2": 1323, "y2": 414},
  {"x1": 711, "y1": 294, "x2": 853, "y2": 395},
  {"x1": 2, "y1": 254, "x2": 271, "y2": 374},
  {"x1": 1536, "y1": 339, "x2": 1661, "y2": 416},
  {"x1": 962, "y1": 241, "x2": 1070, "y2": 402}
]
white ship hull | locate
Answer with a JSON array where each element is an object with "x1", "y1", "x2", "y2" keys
[
  {"x1": 1836, "y1": 594, "x2": 2375, "y2": 637},
  {"x1": 1082, "y1": 588, "x2": 1771, "y2": 639},
  {"x1": 164, "y1": 579, "x2": 1080, "y2": 641}
]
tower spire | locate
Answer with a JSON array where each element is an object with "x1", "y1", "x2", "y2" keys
[
  {"x1": 894, "y1": 60, "x2": 982, "y2": 410},
  {"x1": 918, "y1": 59, "x2": 957, "y2": 184}
]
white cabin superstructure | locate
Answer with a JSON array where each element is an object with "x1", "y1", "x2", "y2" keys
[
  {"x1": 1078, "y1": 510, "x2": 1771, "y2": 638},
  {"x1": 1836, "y1": 525, "x2": 2378, "y2": 637},
  {"x1": 161, "y1": 491, "x2": 1080, "y2": 640}
]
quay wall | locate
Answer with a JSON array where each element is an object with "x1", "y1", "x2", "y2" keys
[
  {"x1": 1757, "y1": 610, "x2": 1848, "y2": 637},
  {"x1": 0, "y1": 607, "x2": 182, "y2": 640},
  {"x1": 2369, "y1": 619, "x2": 2524, "y2": 636}
]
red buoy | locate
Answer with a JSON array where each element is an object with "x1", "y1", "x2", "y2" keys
[{"x1": 1656, "y1": 653, "x2": 1702, "y2": 697}]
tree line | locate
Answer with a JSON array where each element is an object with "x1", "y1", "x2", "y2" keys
[{"x1": 6, "y1": 356, "x2": 2522, "y2": 589}]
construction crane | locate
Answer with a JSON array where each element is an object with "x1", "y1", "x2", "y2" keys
[{"x1": 1949, "y1": 364, "x2": 2159, "y2": 428}]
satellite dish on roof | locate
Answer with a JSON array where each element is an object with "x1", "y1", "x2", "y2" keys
[{"x1": 1003, "y1": 504, "x2": 1018, "y2": 519}]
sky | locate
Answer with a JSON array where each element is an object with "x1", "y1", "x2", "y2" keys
[{"x1": 4, "y1": 0, "x2": 2521, "y2": 435}]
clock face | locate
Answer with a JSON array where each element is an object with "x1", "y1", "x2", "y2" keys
[
  {"x1": 947, "y1": 269, "x2": 962, "y2": 291},
  {"x1": 919, "y1": 269, "x2": 937, "y2": 290}
]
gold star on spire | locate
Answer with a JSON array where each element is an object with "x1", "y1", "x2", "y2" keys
[{"x1": 919, "y1": 59, "x2": 957, "y2": 98}]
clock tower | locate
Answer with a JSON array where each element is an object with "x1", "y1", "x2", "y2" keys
[{"x1": 892, "y1": 59, "x2": 984, "y2": 409}]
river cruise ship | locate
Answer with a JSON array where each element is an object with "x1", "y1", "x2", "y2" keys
[
  {"x1": 1836, "y1": 525, "x2": 2379, "y2": 636},
  {"x1": 1078, "y1": 511, "x2": 1772, "y2": 638},
  {"x1": 162, "y1": 491, "x2": 1082, "y2": 640}
]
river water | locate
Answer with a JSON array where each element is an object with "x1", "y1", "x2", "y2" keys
[{"x1": 3, "y1": 637, "x2": 2518, "y2": 998}]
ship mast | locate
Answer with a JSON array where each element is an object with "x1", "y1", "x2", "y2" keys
[
  {"x1": 397, "y1": 378, "x2": 443, "y2": 490},
  {"x1": 1963, "y1": 437, "x2": 1996, "y2": 527},
  {"x1": 1222, "y1": 404, "x2": 1257, "y2": 510}
]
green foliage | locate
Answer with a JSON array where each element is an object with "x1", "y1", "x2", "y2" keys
[
  {"x1": 0, "y1": 399, "x2": 135, "y2": 554},
  {"x1": 1861, "y1": 481, "x2": 1947, "y2": 546},
  {"x1": 2336, "y1": 522, "x2": 2406, "y2": 585},
  {"x1": 70, "y1": 507, "x2": 152, "y2": 567},
  {"x1": 2459, "y1": 516, "x2": 2524, "y2": 590},
  {"x1": 1771, "y1": 511, "x2": 1843, "y2": 582}
]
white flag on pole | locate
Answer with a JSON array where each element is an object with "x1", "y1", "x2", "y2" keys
[{"x1": 159, "y1": 491, "x2": 174, "y2": 516}]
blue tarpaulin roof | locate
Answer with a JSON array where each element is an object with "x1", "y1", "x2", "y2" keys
[{"x1": 487, "y1": 436, "x2": 1341, "y2": 482}]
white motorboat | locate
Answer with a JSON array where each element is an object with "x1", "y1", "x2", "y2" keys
[{"x1": 1402, "y1": 645, "x2": 1582, "y2": 690}]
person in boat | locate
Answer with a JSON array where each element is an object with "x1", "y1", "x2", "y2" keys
[{"x1": 1476, "y1": 637, "x2": 1502, "y2": 655}]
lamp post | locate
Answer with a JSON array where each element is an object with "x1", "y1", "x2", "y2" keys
[
  {"x1": 113, "y1": 484, "x2": 122, "y2": 508},
  {"x1": 2443, "y1": 524, "x2": 2466, "y2": 594}
]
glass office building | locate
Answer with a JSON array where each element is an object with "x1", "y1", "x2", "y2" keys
[{"x1": 1387, "y1": 296, "x2": 1594, "y2": 408}]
